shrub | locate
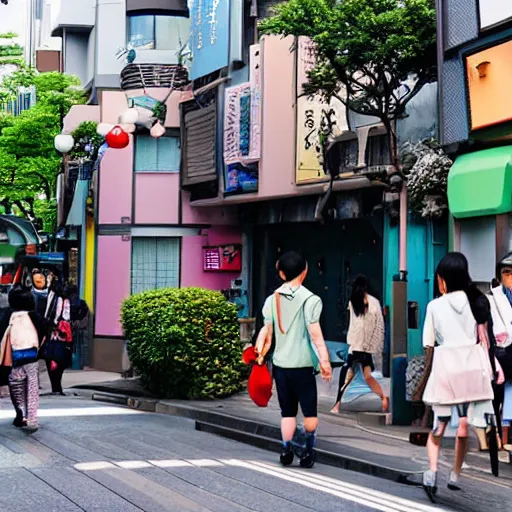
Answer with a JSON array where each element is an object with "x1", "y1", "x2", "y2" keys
[{"x1": 121, "y1": 287, "x2": 244, "y2": 399}]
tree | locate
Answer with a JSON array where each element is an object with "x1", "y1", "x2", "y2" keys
[
  {"x1": 0, "y1": 32, "x2": 23, "y2": 67},
  {"x1": 0, "y1": 71, "x2": 87, "y2": 231},
  {"x1": 259, "y1": 0, "x2": 437, "y2": 169}
]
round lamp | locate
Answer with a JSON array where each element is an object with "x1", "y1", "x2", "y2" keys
[{"x1": 54, "y1": 134, "x2": 75, "y2": 154}]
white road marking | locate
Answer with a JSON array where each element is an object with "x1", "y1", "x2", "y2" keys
[
  {"x1": 74, "y1": 457, "x2": 445, "y2": 512},
  {"x1": 115, "y1": 461, "x2": 153, "y2": 469},
  {"x1": 0, "y1": 406, "x2": 143, "y2": 419},
  {"x1": 149, "y1": 460, "x2": 193, "y2": 468},
  {"x1": 222, "y1": 459, "x2": 445, "y2": 512},
  {"x1": 186, "y1": 459, "x2": 224, "y2": 467},
  {"x1": 75, "y1": 461, "x2": 116, "y2": 471},
  {"x1": 247, "y1": 460, "x2": 444, "y2": 512}
]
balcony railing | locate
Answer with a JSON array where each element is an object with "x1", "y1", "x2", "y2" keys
[{"x1": 120, "y1": 63, "x2": 190, "y2": 91}]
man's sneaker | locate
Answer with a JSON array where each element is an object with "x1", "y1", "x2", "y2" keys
[
  {"x1": 447, "y1": 471, "x2": 461, "y2": 491},
  {"x1": 422, "y1": 470, "x2": 438, "y2": 503},
  {"x1": 280, "y1": 445, "x2": 294, "y2": 466},
  {"x1": 299, "y1": 449, "x2": 316, "y2": 469}
]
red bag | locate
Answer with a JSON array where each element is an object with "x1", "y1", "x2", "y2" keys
[{"x1": 243, "y1": 346, "x2": 272, "y2": 407}]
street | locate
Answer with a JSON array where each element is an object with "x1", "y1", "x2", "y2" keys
[{"x1": 0, "y1": 396, "x2": 509, "y2": 512}]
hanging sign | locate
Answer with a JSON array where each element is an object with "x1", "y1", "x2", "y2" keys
[
  {"x1": 203, "y1": 245, "x2": 242, "y2": 272},
  {"x1": 296, "y1": 37, "x2": 347, "y2": 184}
]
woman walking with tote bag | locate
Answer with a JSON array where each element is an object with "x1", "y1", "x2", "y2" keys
[{"x1": 420, "y1": 253, "x2": 495, "y2": 502}]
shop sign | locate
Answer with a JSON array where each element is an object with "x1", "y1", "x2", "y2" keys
[
  {"x1": 203, "y1": 245, "x2": 242, "y2": 272},
  {"x1": 479, "y1": 0, "x2": 512, "y2": 29},
  {"x1": 223, "y1": 44, "x2": 261, "y2": 195},
  {"x1": 296, "y1": 37, "x2": 347, "y2": 184},
  {"x1": 190, "y1": 0, "x2": 231, "y2": 80}
]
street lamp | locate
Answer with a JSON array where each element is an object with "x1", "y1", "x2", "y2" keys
[{"x1": 54, "y1": 134, "x2": 75, "y2": 154}]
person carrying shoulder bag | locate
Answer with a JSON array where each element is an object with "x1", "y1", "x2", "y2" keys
[{"x1": 255, "y1": 251, "x2": 332, "y2": 469}]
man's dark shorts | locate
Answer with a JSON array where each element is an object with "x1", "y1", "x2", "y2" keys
[{"x1": 273, "y1": 365, "x2": 317, "y2": 418}]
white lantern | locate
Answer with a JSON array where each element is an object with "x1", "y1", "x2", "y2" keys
[
  {"x1": 120, "y1": 108, "x2": 139, "y2": 125},
  {"x1": 54, "y1": 134, "x2": 75, "y2": 154},
  {"x1": 150, "y1": 121, "x2": 166, "y2": 138},
  {"x1": 96, "y1": 123, "x2": 112, "y2": 137}
]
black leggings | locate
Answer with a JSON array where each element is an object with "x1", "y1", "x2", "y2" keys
[{"x1": 46, "y1": 361, "x2": 65, "y2": 393}]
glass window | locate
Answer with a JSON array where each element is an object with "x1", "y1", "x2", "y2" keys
[
  {"x1": 135, "y1": 135, "x2": 181, "y2": 172},
  {"x1": 128, "y1": 15, "x2": 156, "y2": 50},
  {"x1": 131, "y1": 237, "x2": 180, "y2": 294},
  {"x1": 128, "y1": 15, "x2": 190, "y2": 52}
]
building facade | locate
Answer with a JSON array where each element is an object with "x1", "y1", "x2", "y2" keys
[
  {"x1": 47, "y1": 0, "x2": 241, "y2": 371},
  {"x1": 439, "y1": 0, "x2": 512, "y2": 283},
  {"x1": 47, "y1": 0, "x2": 448, "y2": 396}
]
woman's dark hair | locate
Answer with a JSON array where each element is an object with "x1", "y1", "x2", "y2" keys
[
  {"x1": 277, "y1": 251, "x2": 307, "y2": 282},
  {"x1": 66, "y1": 284, "x2": 79, "y2": 297},
  {"x1": 350, "y1": 274, "x2": 368, "y2": 317},
  {"x1": 436, "y1": 252, "x2": 488, "y2": 324},
  {"x1": 8, "y1": 286, "x2": 35, "y2": 312}
]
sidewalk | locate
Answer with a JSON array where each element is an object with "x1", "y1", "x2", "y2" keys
[{"x1": 67, "y1": 373, "x2": 512, "y2": 487}]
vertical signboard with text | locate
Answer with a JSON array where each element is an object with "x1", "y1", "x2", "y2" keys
[
  {"x1": 223, "y1": 45, "x2": 261, "y2": 195},
  {"x1": 296, "y1": 37, "x2": 347, "y2": 184},
  {"x1": 190, "y1": 0, "x2": 231, "y2": 80}
]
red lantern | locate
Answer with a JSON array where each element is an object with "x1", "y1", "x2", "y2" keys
[{"x1": 105, "y1": 125, "x2": 129, "y2": 149}]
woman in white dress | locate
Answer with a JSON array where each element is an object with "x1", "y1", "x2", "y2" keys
[{"x1": 421, "y1": 253, "x2": 495, "y2": 502}]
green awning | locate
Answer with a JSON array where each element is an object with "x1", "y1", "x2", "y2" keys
[{"x1": 448, "y1": 146, "x2": 512, "y2": 219}]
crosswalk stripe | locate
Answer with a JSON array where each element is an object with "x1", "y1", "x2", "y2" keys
[
  {"x1": 149, "y1": 460, "x2": 193, "y2": 468},
  {"x1": 186, "y1": 459, "x2": 224, "y2": 467},
  {"x1": 115, "y1": 461, "x2": 153, "y2": 469},
  {"x1": 246, "y1": 461, "x2": 443, "y2": 512},
  {"x1": 222, "y1": 460, "x2": 444, "y2": 512}
]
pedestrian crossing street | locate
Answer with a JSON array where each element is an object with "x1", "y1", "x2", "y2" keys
[{"x1": 75, "y1": 458, "x2": 445, "y2": 512}]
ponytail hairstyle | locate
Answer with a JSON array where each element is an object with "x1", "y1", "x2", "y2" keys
[
  {"x1": 435, "y1": 252, "x2": 488, "y2": 324},
  {"x1": 350, "y1": 274, "x2": 368, "y2": 317}
]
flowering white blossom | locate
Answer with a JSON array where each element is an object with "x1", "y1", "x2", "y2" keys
[{"x1": 401, "y1": 140, "x2": 452, "y2": 218}]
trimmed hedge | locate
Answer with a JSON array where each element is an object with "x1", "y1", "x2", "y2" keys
[{"x1": 121, "y1": 287, "x2": 244, "y2": 399}]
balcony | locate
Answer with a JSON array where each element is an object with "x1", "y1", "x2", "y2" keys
[
  {"x1": 51, "y1": 0, "x2": 96, "y2": 37},
  {"x1": 126, "y1": 0, "x2": 189, "y2": 17},
  {"x1": 120, "y1": 63, "x2": 189, "y2": 91}
]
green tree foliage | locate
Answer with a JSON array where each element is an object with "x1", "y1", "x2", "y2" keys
[
  {"x1": 122, "y1": 288, "x2": 245, "y2": 399},
  {"x1": 259, "y1": 0, "x2": 437, "y2": 167},
  {"x1": 0, "y1": 71, "x2": 87, "y2": 231},
  {"x1": 0, "y1": 32, "x2": 23, "y2": 66}
]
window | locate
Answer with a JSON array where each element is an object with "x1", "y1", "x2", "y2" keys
[
  {"x1": 131, "y1": 237, "x2": 180, "y2": 294},
  {"x1": 135, "y1": 135, "x2": 181, "y2": 172},
  {"x1": 128, "y1": 15, "x2": 190, "y2": 51}
]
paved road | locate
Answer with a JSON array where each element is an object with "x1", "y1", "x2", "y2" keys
[{"x1": 0, "y1": 396, "x2": 509, "y2": 512}]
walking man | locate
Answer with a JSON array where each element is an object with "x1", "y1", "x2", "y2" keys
[{"x1": 256, "y1": 251, "x2": 332, "y2": 468}]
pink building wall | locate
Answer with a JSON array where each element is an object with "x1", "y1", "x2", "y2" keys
[
  {"x1": 63, "y1": 105, "x2": 100, "y2": 133},
  {"x1": 101, "y1": 89, "x2": 188, "y2": 128},
  {"x1": 181, "y1": 226, "x2": 243, "y2": 290},
  {"x1": 259, "y1": 35, "x2": 296, "y2": 198},
  {"x1": 181, "y1": 191, "x2": 239, "y2": 225},
  {"x1": 98, "y1": 139, "x2": 134, "y2": 225},
  {"x1": 95, "y1": 235, "x2": 131, "y2": 336},
  {"x1": 135, "y1": 173, "x2": 180, "y2": 224}
]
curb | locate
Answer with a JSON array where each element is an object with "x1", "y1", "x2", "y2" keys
[{"x1": 74, "y1": 389, "x2": 423, "y2": 484}]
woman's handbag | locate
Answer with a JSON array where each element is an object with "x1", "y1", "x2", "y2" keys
[
  {"x1": 39, "y1": 298, "x2": 73, "y2": 366},
  {"x1": 423, "y1": 342, "x2": 494, "y2": 406}
]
